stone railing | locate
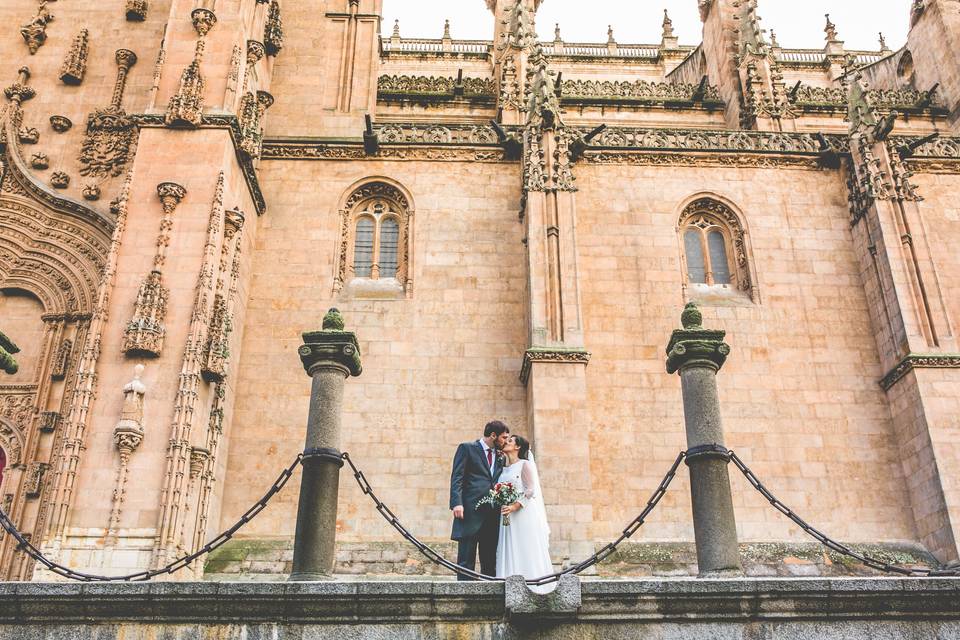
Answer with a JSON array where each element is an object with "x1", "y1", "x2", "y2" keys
[
  {"x1": 778, "y1": 49, "x2": 885, "y2": 65},
  {"x1": 381, "y1": 38, "x2": 491, "y2": 55},
  {"x1": 579, "y1": 127, "x2": 845, "y2": 153},
  {"x1": 793, "y1": 85, "x2": 941, "y2": 110},
  {"x1": 377, "y1": 74, "x2": 496, "y2": 99},
  {"x1": 561, "y1": 79, "x2": 722, "y2": 104}
]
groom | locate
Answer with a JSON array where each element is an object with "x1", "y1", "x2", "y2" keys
[{"x1": 449, "y1": 420, "x2": 510, "y2": 579}]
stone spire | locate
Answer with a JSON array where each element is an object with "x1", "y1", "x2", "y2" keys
[
  {"x1": 661, "y1": 9, "x2": 679, "y2": 49},
  {"x1": 879, "y1": 32, "x2": 889, "y2": 52},
  {"x1": 824, "y1": 14, "x2": 839, "y2": 42},
  {"x1": 392, "y1": 19, "x2": 400, "y2": 39}
]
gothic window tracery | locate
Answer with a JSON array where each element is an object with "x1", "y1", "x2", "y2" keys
[
  {"x1": 678, "y1": 198, "x2": 756, "y2": 302},
  {"x1": 335, "y1": 181, "x2": 413, "y2": 298}
]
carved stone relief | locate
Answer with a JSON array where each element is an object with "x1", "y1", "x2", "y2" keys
[{"x1": 59, "y1": 29, "x2": 90, "y2": 86}]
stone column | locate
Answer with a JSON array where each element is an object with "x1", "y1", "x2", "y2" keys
[
  {"x1": 289, "y1": 309, "x2": 362, "y2": 581},
  {"x1": 665, "y1": 303, "x2": 742, "y2": 577}
]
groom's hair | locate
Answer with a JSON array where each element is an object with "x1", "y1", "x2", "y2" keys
[{"x1": 483, "y1": 420, "x2": 509, "y2": 438}]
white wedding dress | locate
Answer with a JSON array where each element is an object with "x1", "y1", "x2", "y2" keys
[{"x1": 495, "y1": 459, "x2": 556, "y2": 594}]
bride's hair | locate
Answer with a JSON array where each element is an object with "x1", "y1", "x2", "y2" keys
[{"x1": 514, "y1": 435, "x2": 531, "y2": 460}]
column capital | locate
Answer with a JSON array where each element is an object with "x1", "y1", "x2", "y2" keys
[
  {"x1": 299, "y1": 309, "x2": 362, "y2": 377},
  {"x1": 665, "y1": 303, "x2": 730, "y2": 374}
]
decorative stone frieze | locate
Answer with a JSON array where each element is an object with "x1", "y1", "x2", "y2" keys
[
  {"x1": 377, "y1": 74, "x2": 496, "y2": 99},
  {"x1": 264, "y1": 0, "x2": 283, "y2": 57},
  {"x1": 20, "y1": 2, "x2": 53, "y2": 55},
  {"x1": 79, "y1": 50, "x2": 138, "y2": 178},
  {"x1": 519, "y1": 348, "x2": 591, "y2": 385},
  {"x1": 59, "y1": 29, "x2": 90, "y2": 85},
  {"x1": 125, "y1": 0, "x2": 147, "y2": 21},
  {"x1": 166, "y1": 41, "x2": 206, "y2": 128},
  {"x1": 880, "y1": 354, "x2": 960, "y2": 391},
  {"x1": 560, "y1": 78, "x2": 722, "y2": 104}
]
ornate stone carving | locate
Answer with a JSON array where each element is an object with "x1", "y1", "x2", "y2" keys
[
  {"x1": 125, "y1": 0, "x2": 147, "y2": 21},
  {"x1": 520, "y1": 348, "x2": 591, "y2": 385},
  {"x1": 105, "y1": 364, "x2": 146, "y2": 542},
  {"x1": 122, "y1": 183, "x2": 185, "y2": 357},
  {"x1": 59, "y1": 29, "x2": 90, "y2": 86},
  {"x1": 191, "y1": 8, "x2": 217, "y2": 37},
  {"x1": 166, "y1": 41, "x2": 206, "y2": 128},
  {"x1": 665, "y1": 302, "x2": 731, "y2": 374},
  {"x1": 238, "y1": 91, "x2": 273, "y2": 159},
  {"x1": 24, "y1": 462, "x2": 49, "y2": 498},
  {"x1": 793, "y1": 84, "x2": 939, "y2": 111},
  {"x1": 246, "y1": 40, "x2": 265, "y2": 67},
  {"x1": 39, "y1": 411, "x2": 60, "y2": 433},
  {"x1": 560, "y1": 79, "x2": 722, "y2": 104},
  {"x1": 50, "y1": 171, "x2": 69, "y2": 189},
  {"x1": 51, "y1": 338, "x2": 72, "y2": 380},
  {"x1": 881, "y1": 354, "x2": 960, "y2": 391},
  {"x1": 264, "y1": 0, "x2": 283, "y2": 56},
  {"x1": 20, "y1": 2, "x2": 53, "y2": 55},
  {"x1": 202, "y1": 207, "x2": 244, "y2": 382},
  {"x1": 3, "y1": 67, "x2": 36, "y2": 107},
  {"x1": 553, "y1": 128, "x2": 576, "y2": 191},
  {"x1": 49, "y1": 115, "x2": 72, "y2": 133},
  {"x1": 18, "y1": 128, "x2": 39, "y2": 145},
  {"x1": 29, "y1": 153, "x2": 48, "y2": 170},
  {"x1": 82, "y1": 184, "x2": 101, "y2": 201},
  {"x1": 377, "y1": 74, "x2": 496, "y2": 99},
  {"x1": 79, "y1": 50, "x2": 138, "y2": 178}
]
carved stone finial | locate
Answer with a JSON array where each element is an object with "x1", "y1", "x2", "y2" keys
[
  {"x1": 247, "y1": 39, "x2": 265, "y2": 66},
  {"x1": 165, "y1": 42, "x2": 206, "y2": 128},
  {"x1": 59, "y1": 29, "x2": 90, "y2": 85},
  {"x1": 157, "y1": 182, "x2": 186, "y2": 213},
  {"x1": 769, "y1": 29, "x2": 779, "y2": 48},
  {"x1": 299, "y1": 312, "x2": 362, "y2": 376},
  {"x1": 443, "y1": 19, "x2": 451, "y2": 40},
  {"x1": 662, "y1": 9, "x2": 674, "y2": 38},
  {"x1": 0, "y1": 331, "x2": 20, "y2": 375},
  {"x1": 680, "y1": 302, "x2": 703, "y2": 330},
  {"x1": 607, "y1": 25, "x2": 615, "y2": 45},
  {"x1": 392, "y1": 19, "x2": 400, "y2": 39},
  {"x1": 824, "y1": 14, "x2": 839, "y2": 42},
  {"x1": 191, "y1": 8, "x2": 217, "y2": 37},
  {"x1": 554, "y1": 23, "x2": 561, "y2": 43},
  {"x1": 665, "y1": 304, "x2": 730, "y2": 374},
  {"x1": 322, "y1": 308, "x2": 345, "y2": 331},
  {"x1": 4, "y1": 66, "x2": 36, "y2": 104},
  {"x1": 879, "y1": 32, "x2": 889, "y2": 52}
]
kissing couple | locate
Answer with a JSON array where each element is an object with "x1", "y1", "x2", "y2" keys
[{"x1": 449, "y1": 420, "x2": 556, "y2": 594}]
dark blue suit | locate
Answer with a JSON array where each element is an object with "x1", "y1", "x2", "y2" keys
[{"x1": 449, "y1": 441, "x2": 502, "y2": 579}]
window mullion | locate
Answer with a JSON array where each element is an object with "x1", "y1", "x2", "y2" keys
[
  {"x1": 701, "y1": 230, "x2": 714, "y2": 286},
  {"x1": 371, "y1": 216, "x2": 382, "y2": 280}
]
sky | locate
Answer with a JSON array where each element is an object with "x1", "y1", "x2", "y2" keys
[{"x1": 382, "y1": 1, "x2": 912, "y2": 52}]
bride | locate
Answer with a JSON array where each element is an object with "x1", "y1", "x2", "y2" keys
[{"x1": 495, "y1": 435, "x2": 556, "y2": 594}]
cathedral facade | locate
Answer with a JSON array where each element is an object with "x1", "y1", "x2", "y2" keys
[{"x1": 0, "y1": 0, "x2": 959, "y2": 580}]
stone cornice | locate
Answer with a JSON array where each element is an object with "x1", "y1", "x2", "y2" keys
[
  {"x1": 880, "y1": 353, "x2": 960, "y2": 391},
  {"x1": 520, "y1": 348, "x2": 591, "y2": 385}
]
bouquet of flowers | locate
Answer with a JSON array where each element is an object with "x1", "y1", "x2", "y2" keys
[{"x1": 477, "y1": 482, "x2": 522, "y2": 526}]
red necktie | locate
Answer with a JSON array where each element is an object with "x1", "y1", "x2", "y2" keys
[{"x1": 486, "y1": 449, "x2": 493, "y2": 467}]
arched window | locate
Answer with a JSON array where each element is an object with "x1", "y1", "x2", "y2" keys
[
  {"x1": 678, "y1": 198, "x2": 755, "y2": 301},
  {"x1": 335, "y1": 181, "x2": 414, "y2": 298}
]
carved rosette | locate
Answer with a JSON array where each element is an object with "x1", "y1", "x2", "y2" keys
[
  {"x1": 165, "y1": 43, "x2": 206, "y2": 128},
  {"x1": 59, "y1": 29, "x2": 90, "y2": 85},
  {"x1": 125, "y1": 0, "x2": 147, "y2": 21},
  {"x1": 49, "y1": 115, "x2": 72, "y2": 133},
  {"x1": 20, "y1": 2, "x2": 53, "y2": 55},
  {"x1": 264, "y1": 0, "x2": 283, "y2": 56}
]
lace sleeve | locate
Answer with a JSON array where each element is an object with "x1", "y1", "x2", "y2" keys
[{"x1": 518, "y1": 460, "x2": 538, "y2": 507}]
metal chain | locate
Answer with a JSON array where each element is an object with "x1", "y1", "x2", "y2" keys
[
  {"x1": 728, "y1": 450, "x2": 960, "y2": 577},
  {"x1": 0, "y1": 453, "x2": 303, "y2": 582},
  {"x1": 341, "y1": 451, "x2": 687, "y2": 585}
]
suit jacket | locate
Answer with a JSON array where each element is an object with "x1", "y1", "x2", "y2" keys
[{"x1": 449, "y1": 441, "x2": 503, "y2": 541}]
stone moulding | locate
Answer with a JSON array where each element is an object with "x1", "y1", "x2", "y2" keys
[
  {"x1": 560, "y1": 78, "x2": 723, "y2": 107},
  {"x1": 880, "y1": 354, "x2": 960, "y2": 391},
  {"x1": 520, "y1": 348, "x2": 591, "y2": 385}
]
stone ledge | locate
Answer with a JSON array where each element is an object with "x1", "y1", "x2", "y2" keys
[{"x1": 1, "y1": 578, "x2": 959, "y2": 624}]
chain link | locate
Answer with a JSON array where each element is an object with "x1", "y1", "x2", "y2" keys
[
  {"x1": 342, "y1": 451, "x2": 686, "y2": 585},
  {"x1": 728, "y1": 451, "x2": 959, "y2": 577},
  {"x1": 0, "y1": 453, "x2": 303, "y2": 582}
]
